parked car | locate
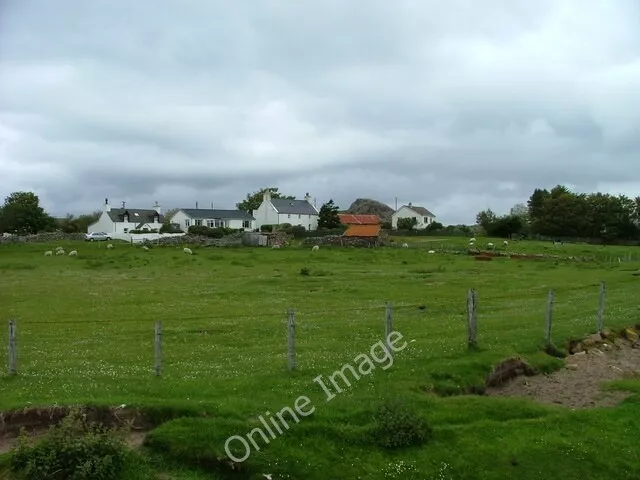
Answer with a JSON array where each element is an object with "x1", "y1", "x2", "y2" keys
[{"x1": 84, "y1": 232, "x2": 111, "y2": 241}]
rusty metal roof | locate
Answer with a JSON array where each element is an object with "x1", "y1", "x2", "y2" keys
[
  {"x1": 338, "y1": 214, "x2": 381, "y2": 225},
  {"x1": 343, "y1": 224, "x2": 381, "y2": 237}
]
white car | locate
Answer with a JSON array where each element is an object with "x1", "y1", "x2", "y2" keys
[{"x1": 85, "y1": 232, "x2": 111, "y2": 241}]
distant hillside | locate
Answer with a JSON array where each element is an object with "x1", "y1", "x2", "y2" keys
[{"x1": 344, "y1": 198, "x2": 395, "y2": 223}]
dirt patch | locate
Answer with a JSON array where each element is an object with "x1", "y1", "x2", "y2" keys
[
  {"x1": 486, "y1": 357, "x2": 536, "y2": 387},
  {"x1": 0, "y1": 405, "x2": 152, "y2": 455},
  {"x1": 486, "y1": 338, "x2": 640, "y2": 409}
]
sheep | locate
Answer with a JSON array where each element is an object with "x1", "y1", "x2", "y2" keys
[
  {"x1": 470, "y1": 237, "x2": 476, "y2": 242},
  {"x1": 271, "y1": 244, "x2": 280, "y2": 249},
  {"x1": 503, "y1": 240, "x2": 509, "y2": 246},
  {"x1": 56, "y1": 249, "x2": 65, "y2": 255},
  {"x1": 183, "y1": 247, "x2": 193, "y2": 254},
  {"x1": 44, "y1": 250, "x2": 53, "y2": 256},
  {"x1": 312, "y1": 245, "x2": 319, "y2": 251},
  {"x1": 487, "y1": 242, "x2": 494, "y2": 248},
  {"x1": 106, "y1": 243, "x2": 113, "y2": 249},
  {"x1": 402, "y1": 243, "x2": 408, "y2": 248},
  {"x1": 68, "y1": 250, "x2": 78, "y2": 256},
  {"x1": 428, "y1": 250, "x2": 435, "y2": 254},
  {"x1": 142, "y1": 246, "x2": 149, "y2": 251}
]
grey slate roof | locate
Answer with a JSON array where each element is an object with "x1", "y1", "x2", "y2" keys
[
  {"x1": 180, "y1": 208, "x2": 255, "y2": 220},
  {"x1": 403, "y1": 205, "x2": 435, "y2": 217},
  {"x1": 107, "y1": 208, "x2": 164, "y2": 223},
  {"x1": 270, "y1": 199, "x2": 318, "y2": 215}
]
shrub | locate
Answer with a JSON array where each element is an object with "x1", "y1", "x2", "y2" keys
[
  {"x1": 300, "y1": 267, "x2": 310, "y2": 276},
  {"x1": 10, "y1": 409, "x2": 131, "y2": 480},
  {"x1": 159, "y1": 224, "x2": 183, "y2": 233},
  {"x1": 370, "y1": 399, "x2": 432, "y2": 449}
]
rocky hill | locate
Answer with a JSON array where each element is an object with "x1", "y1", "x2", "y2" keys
[{"x1": 344, "y1": 198, "x2": 395, "y2": 223}]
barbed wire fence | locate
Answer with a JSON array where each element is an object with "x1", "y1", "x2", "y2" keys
[{"x1": 4, "y1": 278, "x2": 637, "y2": 378}]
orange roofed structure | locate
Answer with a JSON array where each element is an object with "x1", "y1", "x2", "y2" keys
[
  {"x1": 338, "y1": 214, "x2": 381, "y2": 225},
  {"x1": 343, "y1": 224, "x2": 381, "y2": 237}
]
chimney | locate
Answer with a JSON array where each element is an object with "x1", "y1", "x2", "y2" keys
[
  {"x1": 104, "y1": 198, "x2": 111, "y2": 212},
  {"x1": 211, "y1": 202, "x2": 214, "y2": 210},
  {"x1": 195, "y1": 201, "x2": 198, "y2": 209},
  {"x1": 152, "y1": 201, "x2": 161, "y2": 214},
  {"x1": 304, "y1": 192, "x2": 312, "y2": 204},
  {"x1": 263, "y1": 189, "x2": 271, "y2": 203},
  {"x1": 408, "y1": 202, "x2": 412, "y2": 207}
]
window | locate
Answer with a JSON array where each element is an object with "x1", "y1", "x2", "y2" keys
[
  {"x1": 207, "y1": 220, "x2": 214, "y2": 228},
  {"x1": 195, "y1": 219, "x2": 203, "y2": 226},
  {"x1": 288, "y1": 214, "x2": 291, "y2": 218},
  {"x1": 124, "y1": 228, "x2": 129, "y2": 233},
  {"x1": 298, "y1": 214, "x2": 301, "y2": 219},
  {"x1": 242, "y1": 220, "x2": 251, "y2": 228},
  {"x1": 214, "y1": 219, "x2": 228, "y2": 228},
  {"x1": 424, "y1": 217, "x2": 428, "y2": 223},
  {"x1": 185, "y1": 219, "x2": 190, "y2": 227}
]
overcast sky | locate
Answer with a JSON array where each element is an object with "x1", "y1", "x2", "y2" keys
[{"x1": 1, "y1": 1, "x2": 639, "y2": 224}]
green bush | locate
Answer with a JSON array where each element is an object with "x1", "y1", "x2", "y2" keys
[
  {"x1": 10, "y1": 409, "x2": 131, "y2": 480},
  {"x1": 187, "y1": 226, "x2": 239, "y2": 238},
  {"x1": 300, "y1": 267, "x2": 310, "y2": 276},
  {"x1": 370, "y1": 400, "x2": 432, "y2": 449},
  {"x1": 159, "y1": 224, "x2": 183, "y2": 233}
]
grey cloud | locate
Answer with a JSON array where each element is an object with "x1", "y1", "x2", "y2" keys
[{"x1": 1, "y1": 0, "x2": 639, "y2": 225}]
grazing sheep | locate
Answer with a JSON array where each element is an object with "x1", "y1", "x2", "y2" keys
[
  {"x1": 271, "y1": 244, "x2": 280, "y2": 249},
  {"x1": 402, "y1": 243, "x2": 408, "y2": 248},
  {"x1": 487, "y1": 242, "x2": 494, "y2": 248},
  {"x1": 68, "y1": 250, "x2": 78, "y2": 256},
  {"x1": 183, "y1": 247, "x2": 193, "y2": 254},
  {"x1": 106, "y1": 243, "x2": 113, "y2": 249},
  {"x1": 142, "y1": 246, "x2": 149, "y2": 251},
  {"x1": 56, "y1": 249, "x2": 65, "y2": 255},
  {"x1": 312, "y1": 245, "x2": 319, "y2": 251},
  {"x1": 428, "y1": 250, "x2": 435, "y2": 254},
  {"x1": 503, "y1": 240, "x2": 509, "y2": 246},
  {"x1": 44, "y1": 250, "x2": 53, "y2": 256},
  {"x1": 470, "y1": 237, "x2": 476, "y2": 242}
]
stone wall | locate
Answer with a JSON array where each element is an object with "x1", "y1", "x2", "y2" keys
[
  {"x1": 141, "y1": 231, "x2": 245, "y2": 247},
  {"x1": 301, "y1": 235, "x2": 383, "y2": 248},
  {"x1": 0, "y1": 232, "x2": 85, "y2": 243},
  {"x1": 0, "y1": 231, "x2": 245, "y2": 247}
]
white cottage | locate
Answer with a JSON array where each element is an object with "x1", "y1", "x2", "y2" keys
[
  {"x1": 252, "y1": 191, "x2": 319, "y2": 230},
  {"x1": 87, "y1": 199, "x2": 163, "y2": 234},
  {"x1": 391, "y1": 203, "x2": 436, "y2": 230},
  {"x1": 169, "y1": 207, "x2": 255, "y2": 232}
]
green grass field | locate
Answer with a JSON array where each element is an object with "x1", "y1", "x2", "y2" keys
[{"x1": 1, "y1": 237, "x2": 640, "y2": 479}]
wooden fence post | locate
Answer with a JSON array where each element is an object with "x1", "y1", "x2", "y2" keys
[
  {"x1": 154, "y1": 320, "x2": 162, "y2": 376},
  {"x1": 8, "y1": 320, "x2": 17, "y2": 375},
  {"x1": 467, "y1": 289, "x2": 478, "y2": 348},
  {"x1": 385, "y1": 302, "x2": 393, "y2": 353},
  {"x1": 287, "y1": 309, "x2": 296, "y2": 371},
  {"x1": 545, "y1": 289, "x2": 554, "y2": 345},
  {"x1": 597, "y1": 281, "x2": 606, "y2": 333}
]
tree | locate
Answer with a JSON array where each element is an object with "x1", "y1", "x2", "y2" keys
[
  {"x1": 475, "y1": 209, "x2": 497, "y2": 232},
  {"x1": 236, "y1": 187, "x2": 295, "y2": 213},
  {"x1": 57, "y1": 211, "x2": 101, "y2": 233},
  {"x1": 397, "y1": 217, "x2": 418, "y2": 230},
  {"x1": 0, "y1": 191, "x2": 56, "y2": 234},
  {"x1": 317, "y1": 199, "x2": 341, "y2": 229}
]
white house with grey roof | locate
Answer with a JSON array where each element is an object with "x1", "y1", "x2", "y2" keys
[
  {"x1": 391, "y1": 203, "x2": 436, "y2": 230},
  {"x1": 169, "y1": 207, "x2": 255, "y2": 232},
  {"x1": 252, "y1": 191, "x2": 319, "y2": 230},
  {"x1": 88, "y1": 199, "x2": 164, "y2": 234}
]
